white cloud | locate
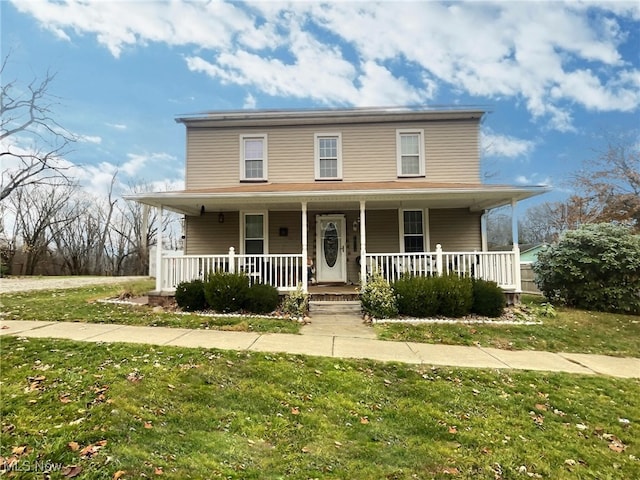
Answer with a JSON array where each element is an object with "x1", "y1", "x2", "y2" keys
[
  {"x1": 243, "y1": 93, "x2": 257, "y2": 109},
  {"x1": 482, "y1": 129, "x2": 536, "y2": 158},
  {"x1": 106, "y1": 122, "x2": 127, "y2": 130},
  {"x1": 515, "y1": 174, "x2": 551, "y2": 186},
  {"x1": 10, "y1": 0, "x2": 640, "y2": 130},
  {"x1": 77, "y1": 134, "x2": 102, "y2": 144}
]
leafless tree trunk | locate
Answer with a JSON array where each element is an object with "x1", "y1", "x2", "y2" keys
[{"x1": 10, "y1": 184, "x2": 76, "y2": 275}]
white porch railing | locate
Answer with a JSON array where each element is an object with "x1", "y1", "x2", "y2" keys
[
  {"x1": 365, "y1": 244, "x2": 520, "y2": 291},
  {"x1": 160, "y1": 248, "x2": 304, "y2": 292}
]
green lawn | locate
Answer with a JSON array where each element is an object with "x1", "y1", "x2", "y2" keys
[
  {"x1": 2, "y1": 282, "x2": 639, "y2": 356},
  {"x1": 375, "y1": 296, "x2": 640, "y2": 357},
  {"x1": 1, "y1": 337, "x2": 639, "y2": 479},
  {"x1": 0, "y1": 279, "x2": 300, "y2": 334}
]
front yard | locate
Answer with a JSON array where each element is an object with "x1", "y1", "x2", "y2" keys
[
  {"x1": 1, "y1": 337, "x2": 639, "y2": 479},
  {"x1": 1, "y1": 279, "x2": 639, "y2": 356}
]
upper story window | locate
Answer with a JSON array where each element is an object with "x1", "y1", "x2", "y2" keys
[
  {"x1": 240, "y1": 134, "x2": 267, "y2": 181},
  {"x1": 396, "y1": 129, "x2": 425, "y2": 177},
  {"x1": 315, "y1": 133, "x2": 342, "y2": 180}
]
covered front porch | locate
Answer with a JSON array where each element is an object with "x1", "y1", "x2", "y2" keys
[
  {"x1": 127, "y1": 181, "x2": 548, "y2": 295},
  {"x1": 157, "y1": 246, "x2": 521, "y2": 293}
]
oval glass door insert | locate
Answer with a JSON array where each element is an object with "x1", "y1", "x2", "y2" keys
[{"x1": 323, "y1": 222, "x2": 338, "y2": 267}]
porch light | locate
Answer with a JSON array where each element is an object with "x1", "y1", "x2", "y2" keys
[{"x1": 218, "y1": 212, "x2": 224, "y2": 223}]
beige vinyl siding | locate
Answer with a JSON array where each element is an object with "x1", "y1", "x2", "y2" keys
[
  {"x1": 268, "y1": 211, "x2": 302, "y2": 253},
  {"x1": 184, "y1": 213, "x2": 239, "y2": 255},
  {"x1": 428, "y1": 209, "x2": 482, "y2": 251},
  {"x1": 425, "y1": 120, "x2": 479, "y2": 183},
  {"x1": 365, "y1": 210, "x2": 400, "y2": 252},
  {"x1": 185, "y1": 119, "x2": 480, "y2": 188}
]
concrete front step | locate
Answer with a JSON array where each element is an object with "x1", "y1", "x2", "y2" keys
[{"x1": 309, "y1": 300, "x2": 361, "y2": 315}]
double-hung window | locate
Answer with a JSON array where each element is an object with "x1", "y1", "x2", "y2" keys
[
  {"x1": 243, "y1": 213, "x2": 265, "y2": 254},
  {"x1": 401, "y1": 210, "x2": 426, "y2": 253},
  {"x1": 240, "y1": 134, "x2": 267, "y2": 181},
  {"x1": 396, "y1": 129, "x2": 425, "y2": 177},
  {"x1": 314, "y1": 133, "x2": 342, "y2": 180}
]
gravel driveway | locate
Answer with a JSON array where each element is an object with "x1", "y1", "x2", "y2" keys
[{"x1": 0, "y1": 276, "x2": 150, "y2": 294}]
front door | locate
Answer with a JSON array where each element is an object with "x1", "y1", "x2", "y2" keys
[{"x1": 316, "y1": 215, "x2": 347, "y2": 283}]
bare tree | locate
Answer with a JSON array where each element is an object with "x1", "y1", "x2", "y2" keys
[
  {"x1": 1, "y1": 54, "x2": 75, "y2": 202},
  {"x1": 573, "y1": 130, "x2": 640, "y2": 230},
  {"x1": 10, "y1": 184, "x2": 77, "y2": 274}
]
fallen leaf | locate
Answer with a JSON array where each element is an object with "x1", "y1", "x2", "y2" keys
[
  {"x1": 360, "y1": 417, "x2": 369, "y2": 424},
  {"x1": 61, "y1": 465, "x2": 83, "y2": 478},
  {"x1": 481, "y1": 447, "x2": 492, "y2": 455},
  {"x1": 167, "y1": 384, "x2": 176, "y2": 390},
  {"x1": 290, "y1": 407, "x2": 300, "y2": 415},
  {"x1": 448, "y1": 426, "x2": 458, "y2": 434},
  {"x1": 154, "y1": 466, "x2": 163, "y2": 475},
  {"x1": 113, "y1": 471, "x2": 127, "y2": 480},
  {"x1": 443, "y1": 466, "x2": 460, "y2": 475},
  {"x1": 60, "y1": 394, "x2": 72, "y2": 404},
  {"x1": 67, "y1": 441, "x2": 80, "y2": 451},
  {"x1": 11, "y1": 446, "x2": 28, "y2": 455},
  {"x1": 144, "y1": 421, "x2": 153, "y2": 429},
  {"x1": 534, "y1": 404, "x2": 547, "y2": 411},
  {"x1": 301, "y1": 447, "x2": 310, "y2": 453},
  {"x1": 334, "y1": 441, "x2": 342, "y2": 447},
  {"x1": 608, "y1": 439, "x2": 626, "y2": 453}
]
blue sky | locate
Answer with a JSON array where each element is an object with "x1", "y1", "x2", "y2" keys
[{"x1": 2, "y1": 0, "x2": 639, "y2": 209}]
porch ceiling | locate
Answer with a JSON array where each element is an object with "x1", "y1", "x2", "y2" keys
[{"x1": 125, "y1": 181, "x2": 550, "y2": 215}]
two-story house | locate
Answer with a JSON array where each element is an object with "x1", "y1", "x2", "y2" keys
[{"x1": 128, "y1": 107, "x2": 548, "y2": 297}]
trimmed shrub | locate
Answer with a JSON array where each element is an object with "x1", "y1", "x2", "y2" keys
[
  {"x1": 534, "y1": 223, "x2": 640, "y2": 314},
  {"x1": 204, "y1": 271, "x2": 250, "y2": 313},
  {"x1": 472, "y1": 279, "x2": 505, "y2": 317},
  {"x1": 281, "y1": 283, "x2": 309, "y2": 318},
  {"x1": 246, "y1": 283, "x2": 280, "y2": 314},
  {"x1": 175, "y1": 279, "x2": 207, "y2": 312},
  {"x1": 434, "y1": 275, "x2": 473, "y2": 318},
  {"x1": 360, "y1": 272, "x2": 398, "y2": 319},
  {"x1": 393, "y1": 275, "x2": 439, "y2": 317}
]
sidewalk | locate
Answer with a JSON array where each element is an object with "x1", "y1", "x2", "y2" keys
[{"x1": 1, "y1": 318, "x2": 639, "y2": 378}]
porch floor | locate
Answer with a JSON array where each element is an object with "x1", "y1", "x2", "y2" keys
[{"x1": 308, "y1": 284, "x2": 361, "y2": 301}]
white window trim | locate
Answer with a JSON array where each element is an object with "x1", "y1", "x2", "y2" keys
[
  {"x1": 240, "y1": 211, "x2": 269, "y2": 254},
  {"x1": 396, "y1": 129, "x2": 425, "y2": 178},
  {"x1": 240, "y1": 134, "x2": 268, "y2": 181},
  {"x1": 314, "y1": 132, "x2": 343, "y2": 180},
  {"x1": 399, "y1": 208, "x2": 430, "y2": 253}
]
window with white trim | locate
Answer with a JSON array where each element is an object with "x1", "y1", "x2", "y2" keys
[
  {"x1": 402, "y1": 210, "x2": 425, "y2": 253},
  {"x1": 396, "y1": 129, "x2": 425, "y2": 177},
  {"x1": 240, "y1": 134, "x2": 267, "y2": 181},
  {"x1": 314, "y1": 133, "x2": 342, "y2": 180},
  {"x1": 243, "y1": 213, "x2": 265, "y2": 254}
]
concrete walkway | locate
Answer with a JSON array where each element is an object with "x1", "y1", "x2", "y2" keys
[{"x1": 1, "y1": 318, "x2": 638, "y2": 378}]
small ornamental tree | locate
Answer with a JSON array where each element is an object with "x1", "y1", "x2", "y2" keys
[{"x1": 533, "y1": 223, "x2": 640, "y2": 314}]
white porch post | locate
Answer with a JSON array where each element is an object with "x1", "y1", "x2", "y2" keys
[
  {"x1": 301, "y1": 202, "x2": 308, "y2": 292},
  {"x1": 481, "y1": 210, "x2": 488, "y2": 252},
  {"x1": 359, "y1": 200, "x2": 367, "y2": 286},
  {"x1": 511, "y1": 198, "x2": 522, "y2": 293},
  {"x1": 155, "y1": 206, "x2": 164, "y2": 292}
]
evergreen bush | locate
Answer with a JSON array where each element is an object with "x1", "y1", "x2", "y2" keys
[
  {"x1": 434, "y1": 275, "x2": 473, "y2": 317},
  {"x1": 204, "y1": 271, "x2": 250, "y2": 313},
  {"x1": 174, "y1": 279, "x2": 207, "y2": 312},
  {"x1": 360, "y1": 272, "x2": 398, "y2": 319},
  {"x1": 472, "y1": 279, "x2": 505, "y2": 317},
  {"x1": 393, "y1": 275, "x2": 439, "y2": 317},
  {"x1": 281, "y1": 283, "x2": 309, "y2": 318},
  {"x1": 533, "y1": 223, "x2": 640, "y2": 314},
  {"x1": 246, "y1": 283, "x2": 280, "y2": 314}
]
